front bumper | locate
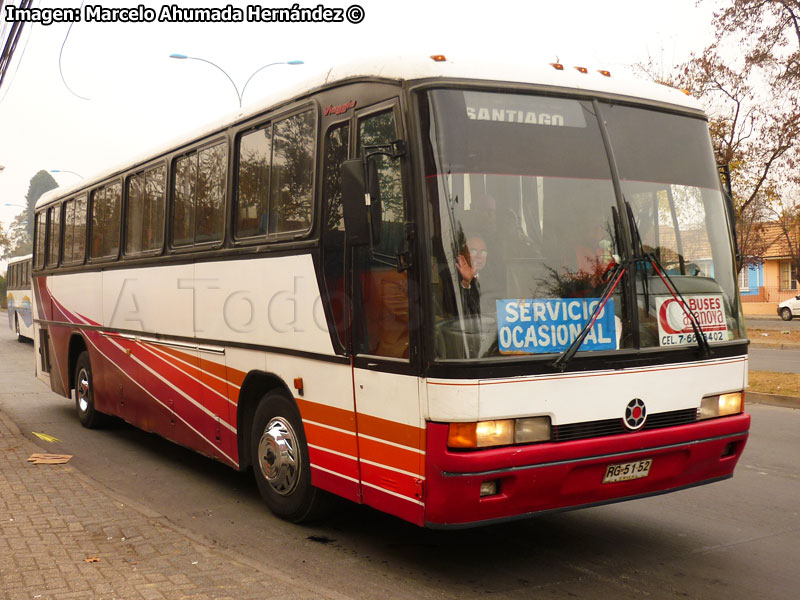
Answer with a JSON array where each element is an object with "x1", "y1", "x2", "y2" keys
[{"x1": 424, "y1": 413, "x2": 750, "y2": 527}]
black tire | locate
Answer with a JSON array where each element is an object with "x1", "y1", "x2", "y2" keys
[
  {"x1": 780, "y1": 307, "x2": 793, "y2": 321},
  {"x1": 14, "y1": 316, "x2": 25, "y2": 343},
  {"x1": 250, "y1": 391, "x2": 329, "y2": 522},
  {"x1": 74, "y1": 351, "x2": 107, "y2": 429}
]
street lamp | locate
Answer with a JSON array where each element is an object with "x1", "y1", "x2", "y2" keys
[
  {"x1": 3, "y1": 203, "x2": 26, "y2": 209},
  {"x1": 169, "y1": 54, "x2": 304, "y2": 108},
  {"x1": 49, "y1": 169, "x2": 83, "y2": 179}
]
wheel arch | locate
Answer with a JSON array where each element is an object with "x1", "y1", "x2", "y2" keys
[
  {"x1": 236, "y1": 370, "x2": 296, "y2": 471},
  {"x1": 67, "y1": 333, "x2": 89, "y2": 394}
]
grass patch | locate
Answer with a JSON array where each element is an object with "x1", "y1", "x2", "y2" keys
[
  {"x1": 748, "y1": 371, "x2": 800, "y2": 396},
  {"x1": 748, "y1": 328, "x2": 800, "y2": 344}
]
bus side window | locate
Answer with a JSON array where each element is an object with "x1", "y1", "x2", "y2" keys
[
  {"x1": 321, "y1": 121, "x2": 350, "y2": 348},
  {"x1": 35, "y1": 212, "x2": 46, "y2": 269},
  {"x1": 354, "y1": 107, "x2": 409, "y2": 359}
]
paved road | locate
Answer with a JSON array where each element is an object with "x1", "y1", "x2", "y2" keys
[
  {"x1": 745, "y1": 315, "x2": 800, "y2": 331},
  {"x1": 748, "y1": 346, "x2": 800, "y2": 373},
  {"x1": 1, "y1": 327, "x2": 799, "y2": 599}
]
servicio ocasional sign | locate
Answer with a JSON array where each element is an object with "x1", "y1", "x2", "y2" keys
[
  {"x1": 656, "y1": 295, "x2": 728, "y2": 346},
  {"x1": 496, "y1": 298, "x2": 617, "y2": 354}
]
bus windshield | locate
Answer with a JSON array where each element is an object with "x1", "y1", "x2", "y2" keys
[{"x1": 420, "y1": 89, "x2": 745, "y2": 361}]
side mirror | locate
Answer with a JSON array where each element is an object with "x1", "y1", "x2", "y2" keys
[{"x1": 342, "y1": 157, "x2": 382, "y2": 247}]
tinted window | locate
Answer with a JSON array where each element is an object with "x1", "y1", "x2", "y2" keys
[
  {"x1": 174, "y1": 155, "x2": 196, "y2": 246},
  {"x1": 236, "y1": 126, "x2": 272, "y2": 238},
  {"x1": 197, "y1": 144, "x2": 227, "y2": 243},
  {"x1": 73, "y1": 195, "x2": 87, "y2": 263},
  {"x1": 234, "y1": 108, "x2": 315, "y2": 240},
  {"x1": 35, "y1": 212, "x2": 46, "y2": 269},
  {"x1": 270, "y1": 110, "x2": 314, "y2": 235},
  {"x1": 127, "y1": 165, "x2": 166, "y2": 255},
  {"x1": 47, "y1": 205, "x2": 60, "y2": 266},
  {"x1": 321, "y1": 122, "x2": 349, "y2": 346},
  {"x1": 63, "y1": 200, "x2": 75, "y2": 262},
  {"x1": 91, "y1": 182, "x2": 122, "y2": 259},
  {"x1": 172, "y1": 142, "x2": 227, "y2": 246}
]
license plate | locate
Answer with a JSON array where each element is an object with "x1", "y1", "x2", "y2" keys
[{"x1": 602, "y1": 458, "x2": 652, "y2": 483}]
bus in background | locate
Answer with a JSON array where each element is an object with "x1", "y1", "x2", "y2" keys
[
  {"x1": 31, "y1": 56, "x2": 749, "y2": 528},
  {"x1": 6, "y1": 254, "x2": 33, "y2": 342}
]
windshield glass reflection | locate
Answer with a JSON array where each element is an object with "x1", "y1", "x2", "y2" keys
[{"x1": 421, "y1": 90, "x2": 745, "y2": 361}]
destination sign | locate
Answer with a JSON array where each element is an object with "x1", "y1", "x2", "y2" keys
[
  {"x1": 496, "y1": 298, "x2": 616, "y2": 354},
  {"x1": 463, "y1": 91, "x2": 587, "y2": 128}
]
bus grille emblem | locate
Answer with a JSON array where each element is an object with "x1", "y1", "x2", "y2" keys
[{"x1": 624, "y1": 398, "x2": 647, "y2": 430}]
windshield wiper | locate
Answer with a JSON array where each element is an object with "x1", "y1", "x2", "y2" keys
[
  {"x1": 624, "y1": 199, "x2": 712, "y2": 358},
  {"x1": 552, "y1": 207, "x2": 626, "y2": 372},
  {"x1": 552, "y1": 202, "x2": 712, "y2": 372}
]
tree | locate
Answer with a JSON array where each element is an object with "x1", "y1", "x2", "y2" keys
[
  {"x1": 640, "y1": 1, "x2": 800, "y2": 275},
  {"x1": 2, "y1": 170, "x2": 58, "y2": 259},
  {"x1": 0, "y1": 222, "x2": 10, "y2": 260}
]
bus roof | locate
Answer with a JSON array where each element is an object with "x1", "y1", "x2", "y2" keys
[
  {"x1": 7, "y1": 254, "x2": 32, "y2": 265},
  {"x1": 36, "y1": 55, "x2": 702, "y2": 210}
]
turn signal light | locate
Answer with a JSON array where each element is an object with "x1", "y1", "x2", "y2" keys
[
  {"x1": 430, "y1": 54, "x2": 447, "y2": 62},
  {"x1": 550, "y1": 62, "x2": 565, "y2": 70},
  {"x1": 598, "y1": 69, "x2": 611, "y2": 77},
  {"x1": 575, "y1": 66, "x2": 588, "y2": 74},
  {"x1": 448, "y1": 417, "x2": 551, "y2": 449}
]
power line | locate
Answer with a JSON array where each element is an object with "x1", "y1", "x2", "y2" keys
[{"x1": 0, "y1": 0, "x2": 34, "y2": 93}]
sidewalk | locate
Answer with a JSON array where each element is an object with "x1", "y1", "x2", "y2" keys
[{"x1": 0, "y1": 408, "x2": 341, "y2": 600}]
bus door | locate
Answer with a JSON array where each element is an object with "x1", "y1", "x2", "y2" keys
[{"x1": 348, "y1": 101, "x2": 426, "y2": 525}]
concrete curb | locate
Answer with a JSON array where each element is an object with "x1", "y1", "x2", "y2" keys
[
  {"x1": 746, "y1": 391, "x2": 800, "y2": 409},
  {"x1": 749, "y1": 341, "x2": 800, "y2": 350}
]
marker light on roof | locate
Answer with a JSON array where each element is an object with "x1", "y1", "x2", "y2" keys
[
  {"x1": 575, "y1": 66, "x2": 588, "y2": 74},
  {"x1": 430, "y1": 54, "x2": 447, "y2": 62},
  {"x1": 598, "y1": 70, "x2": 612, "y2": 77},
  {"x1": 550, "y1": 63, "x2": 564, "y2": 70}
]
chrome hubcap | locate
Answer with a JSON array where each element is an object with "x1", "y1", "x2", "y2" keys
[
  {"x1": 257, "y1": 417, "x2": 300, "y2": 496},
  {"x1": 77, "y1": 369, "x2": 90, "y2": 413}
]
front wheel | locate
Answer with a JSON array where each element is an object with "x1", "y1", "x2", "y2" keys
[
  {"x1": 74, "y1": 351, "x2": 107, "y2": 428},
  {"x1": 780, "y1": 307, "x2": 793, "y2": 321},
  {"x1": 250, "y1": 391, "x2": 328, "y2": 522}
]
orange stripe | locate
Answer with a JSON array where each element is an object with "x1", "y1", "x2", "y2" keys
[
  {"x1": 296, "y1": 398, "x2": 356, "y2": 433},
  {"x1": 357, "y1": 413, "x2": 425, "y2": 451},
  {"x1": 304, "y1": 421, "x2": 358, "y2": 458},
  {"x1": 358, "y1": 436, "x2": 424, "y2": 477}
]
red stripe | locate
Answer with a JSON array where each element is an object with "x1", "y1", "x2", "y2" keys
[
  {"x1": 307, "y1": 446, "x2": 359, "y2": 480},
  {"x1": 360, "y1": 462, "x2": 423, "y2": 500}
]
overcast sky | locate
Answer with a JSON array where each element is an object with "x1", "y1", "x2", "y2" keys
[{"x1": 0, "y1": 0, "x2": 721, "y2": 271}]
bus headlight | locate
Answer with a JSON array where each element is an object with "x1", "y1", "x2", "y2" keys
[
  {"x1": 515, "y1": 417, "x2": 552, "y2": 443},
  {"x1": 698, "y1": 392, "x2": 743, "y2": 420},
  {"x1": 448, "y1": 417, "x2": 551, "y2": 449}
]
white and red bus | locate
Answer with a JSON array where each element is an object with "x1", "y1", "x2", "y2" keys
[
  {"x1": 32, "y1": 56, "x2": 750, "y2": 528},
  {"x1": 6, "y1": 253, "x2": 33, "y2": 341}
]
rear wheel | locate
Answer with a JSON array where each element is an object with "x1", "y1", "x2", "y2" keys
[
  {"x1": 14, "y1": 316, "x2": 24, "y2": 342},
  {"x1": 780, "y1": 307, "x2": 793, "y2": 321},
  {"x1": 250, "y1": 391, "x2": 328, "y2": 522},
  {"x1": 74, "y1": 351, "x2": 107, "y2": 428}
]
